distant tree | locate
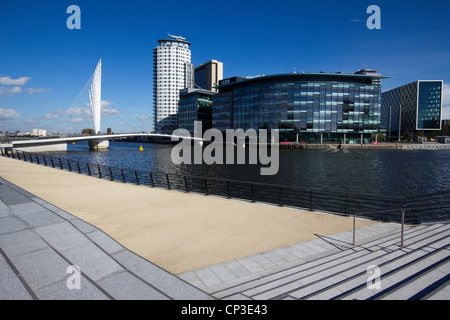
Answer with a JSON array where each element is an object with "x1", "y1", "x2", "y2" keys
[
  {"x1": 82, "y1": 128, "x2": 95, "y2": 136},
  {"x1": 402, "y1": 130, "x2": 411, "y2": 141},
  {"x1": 429, "y1": 130, "x2": 439, "y2": 140}
]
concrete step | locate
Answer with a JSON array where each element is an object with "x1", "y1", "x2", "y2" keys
[
  {"x1": 209, "y1": 224, "x2": 448, "y2": 299},
  {"x1": 307, "y1": 234, "x2": 450, "y2": 300},
  {"x1": 251, "y1": 225, "x2": 450, "y2": 300},
  {"x1": 300, "y1": 226, "x2": 450, "y2": 300}
]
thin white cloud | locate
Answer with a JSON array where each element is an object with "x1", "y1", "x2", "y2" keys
[
  {"x1": 69, "y1": 117, "x2": 85, "y2": 124},
  {"x1": 0, "y1": 86, "x2": 22, "y2": 95},
  {"x1": 0, "y1": 107, "x2": 21, "y2": 120},
  {"x1": 63, "y1": 107, "x2": 90, "y2": 117},
  {"x1": 0, "y1": 75, "x2": 31, "y2": 86},
  {"x1": 101, "y1": 107, "x2": 120, "y2": 116},
  {"x1": 28, "y1": 88, "x2": 50, "y2": 94},
  {"x1": 138, "y1": 115, "x2": 151, "y2": 121},
  {"x1": 45, "y1": 113, "x2": 59, "y2": 119},
  {"x1": 45, "y1": 100, "x2": 119, "y2": 124}
]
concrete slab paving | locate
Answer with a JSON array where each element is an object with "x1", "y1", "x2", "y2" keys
[{"x1": 0, "y1": 175, "x2": 213, "y2": 300}]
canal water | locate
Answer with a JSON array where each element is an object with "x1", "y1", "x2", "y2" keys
[{"x1": 45, "y1": 141, "x2": 450, "y2": 197}]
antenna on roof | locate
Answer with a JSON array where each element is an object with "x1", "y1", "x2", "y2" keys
[{"x1": 167, "y1": 33, "x2": 186, "y2": 41}]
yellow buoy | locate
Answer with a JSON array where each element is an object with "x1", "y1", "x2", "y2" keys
[{"x1": 139, "y1": 146, "x2": 144, "y2": 151}]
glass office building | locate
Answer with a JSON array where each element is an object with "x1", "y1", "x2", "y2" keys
[
  {"x1": 381, "y1": 81, "x2": 443, "y2": 138},
  {"x1": 178, "y1": 89, "x2": 215, "y2": 134},
  {"x1": 213, "y1": 70, "x2": 388, "y2": 143}
]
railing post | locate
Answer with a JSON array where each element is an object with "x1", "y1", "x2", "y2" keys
[
  {"x1": 87, "y1": 164, "x2": 91, "y2": 176},
  {"x1": 184, "y1": 176, "x2": 189, "y2": 193},
  {"x1": 77, "y1": 161, "x2": 81, "y2": 174},
  {"x1": 166, "y1": 174, "x2": 171, "y2": 190},
  {"x1": 30, "y1": 154, "x2": 33, "y2": 163},
  {"x1": 149, "y1": 172, "x2": 154, "y2": 187},
  {"x1": 251, "y1": 184, "x2": 255, "y2": 203},
  {"x1": 67, "y1": 159, "x2": 71, "y2": 171},
  {"x1": 135, "y1": 171, "x2": 139, "y2": 185},
  {"x1": 344, "y1": 194, "x2": 348, "y2": 215},
  {"x1": 43, "y1": 156, "x2": 47, "y2": 166},
  {"x1": 59, "y1": 158, "x2": 63, "y2": 169},
  {"x1": 109, "y1": 168, "x2": 114, "y2": 181},
  {"x1": 121, "y1": 169, "x2": 126, "y2": 183},
  {"x1": 50, "y1": 157, "x2": 54, "y2": 168},
  {"x1": 11, "y1": 150, "x2": 15, "y2": 159},
  {"x1": 401, "y1": 209, "x2": 405, "y2": 249},
  {"x1": 98, "y1": 165, "x2": 102, "y2": 178},
  {"x1": 279, "y1": 187, "x2": 283, "y2": 207}
]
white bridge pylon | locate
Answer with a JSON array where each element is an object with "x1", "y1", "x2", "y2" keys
[
  {"x1": 87, "y1": 59, "x2": 109, "y2": 150},
  {"x1": 89, "y1": 59, "x2": 102, "y2": 135}
]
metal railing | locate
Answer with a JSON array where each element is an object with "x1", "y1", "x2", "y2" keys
[{"x1": 2, "y1": 147, "x2": 449, "y2": 227}]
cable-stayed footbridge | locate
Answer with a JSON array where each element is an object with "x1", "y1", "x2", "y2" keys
[{"x1": 11, "y1": 60, "x2": 201, "y2": 152}]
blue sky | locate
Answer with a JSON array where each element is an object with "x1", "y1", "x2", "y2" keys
[{"x1": 1, "y1": 0, "x2": 449, "y2": 133}]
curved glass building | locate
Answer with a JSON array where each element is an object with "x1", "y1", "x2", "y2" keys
[{"x1": 213, "y1": 70, "x2": 389, "y2": 144}]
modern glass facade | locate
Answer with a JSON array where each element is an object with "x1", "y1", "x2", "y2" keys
[
  {"x1": 178, "y1": 89, "x2": 215, "y2": 134},
  {"x1": 381, "y1": 80, "x2": 443, "y2": 137},
  {"x1": 417, "y1": 81, "x2": 442, "y2": 130},
  {"x1": 213, "y1": 72, "x2": 387, "y2": 143}
]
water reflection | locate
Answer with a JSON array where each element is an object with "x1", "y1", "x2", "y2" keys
[{"x1": 46, "y1": 141, "x2": 450, "y2": 197}]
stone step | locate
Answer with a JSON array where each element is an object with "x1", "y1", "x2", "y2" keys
[
  {"x1": 210, "y1": 224, "x2": 448, "y2": 299},
  {"x1": 307, "y1": 234, "x2": 450, "y2": 300},
  {"x1": 250, "y1": 225, "x2": 450, "y2": 300},
  {"x1": 309, "y1": 230, "x2": 450, "y2": 300}
]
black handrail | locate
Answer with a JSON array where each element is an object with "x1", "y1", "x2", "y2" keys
[{"x1": 1, "y1": 147, "x2": 449, "y2": 225}]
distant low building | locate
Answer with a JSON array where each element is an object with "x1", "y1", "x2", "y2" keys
[
  {"x1": 437, "y1": 136, "x2": 450, "y2": 144},
  {"x1": 32, "y1": 129, "x2": 47, "y2": 137}
]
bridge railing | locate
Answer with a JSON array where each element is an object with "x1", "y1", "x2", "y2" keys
[{"x1": 1, "y1": 147, "x2": 449, "y2": 225}]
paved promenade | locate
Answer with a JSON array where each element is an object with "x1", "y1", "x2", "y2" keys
[
  {"x1": 0, "y1": 176, "x2": 212, "y2": 300},
  {"x1": 1, "y1": 156, "x2": 448, "y2": 300}
]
